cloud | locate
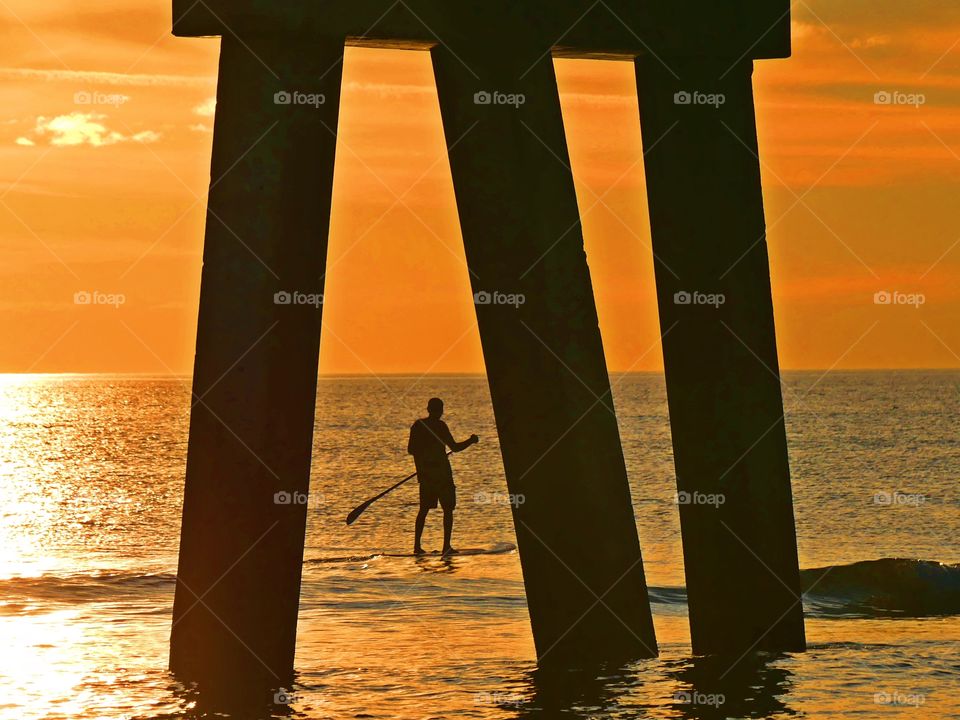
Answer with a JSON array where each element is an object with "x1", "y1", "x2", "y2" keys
[
  {"x1": 14, "y1": 136, "x2": 35, "y2": 146},
  {"x1": 36, "y1": 113, "x2": 123, "y2": 146},
  {"x1": 29, "y1": 113, "x2": 161, "y2": 147},
  {"x1": 560, "y1": 91, "x2": 634, "y2": 110},
  {"x1": 342, "y1": 81, "x2": 434, "y2": 99},
  {"x1": 193, "y1": 96, "x2": 216, "y2": 117},
  {"x1": 0, "y1": 67, "x2": 215, "y2": 88},
  {"x1": 130, "y1": 130, "x2": 162, "y2": 143},
  {"x1": 794, "y1": 0, "x2": 960, "y2": 32}
]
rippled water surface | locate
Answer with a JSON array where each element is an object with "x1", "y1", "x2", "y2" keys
[{"x1": 0, "y1": 372, "x2": 957, "y2": 718}]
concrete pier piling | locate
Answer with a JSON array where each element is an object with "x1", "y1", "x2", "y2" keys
[
  {"x1": 169, "y1": 37, "x2": 344, "y2": 686},
  {"x1": 636, "y1": 57, "x2": 806, "y2": 655},
  {"x1": 431, "y1": 24, "x2": 658, "y2": 665}
]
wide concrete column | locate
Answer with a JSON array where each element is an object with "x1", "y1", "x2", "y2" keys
[
  {"x1": 635, "y1": 58, "x2": 805, "y2": 655},
  {"x1": 432, "y1": 31, "x2": 657, "y2": 665},
  {"x1": 170, "y1": 36, "x2": 343, "y2": 690}
]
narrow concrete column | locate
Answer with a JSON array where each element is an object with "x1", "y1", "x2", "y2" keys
[
  {"x1": 635, "y1": 58, "x2": 805, "y2": 655},
  {"x1": 170, "y1": 36, "x2": 343, "y2": 689},
  {"x1": 432, "y1": 33, "x2": 657, "y2": 666}
]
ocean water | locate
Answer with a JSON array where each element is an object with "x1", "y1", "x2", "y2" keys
[{"x1": 0, "y1": 371, "x2": 957, "y2": 719}]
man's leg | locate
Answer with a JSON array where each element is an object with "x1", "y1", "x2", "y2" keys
[
  {"x1": 442, "y1": 509, "x2": 455, "y2": 554},
  {"x1": 441, "y1": 484, "x2": 457, "y2": 554},
  {"x1": 414, "y1": 507, "x2": 429, "y2": 553}
]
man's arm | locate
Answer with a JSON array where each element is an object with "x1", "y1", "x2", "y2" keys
[
  {"x1": 440, "y1": 421, "x2": 479, "y2": 452},
  {"x1": 407, "y1": 422, "x2": 419, "y2": 456}
]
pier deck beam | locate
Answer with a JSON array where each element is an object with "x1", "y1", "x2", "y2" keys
[
  {"x1": 636, "y1": 57, "x2": 806, "y2": 656},
  {"x1": 169, "y1": 37, "x2": 343, "y2": 689}
]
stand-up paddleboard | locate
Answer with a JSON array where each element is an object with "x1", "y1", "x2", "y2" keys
[
  {"x1": 384, "y1": 542, "x2": 516, "y2": 558},
  {"x1": 307, "y1": 542, "x2": 516, "y2": 564}
]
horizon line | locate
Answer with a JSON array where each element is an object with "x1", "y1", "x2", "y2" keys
[{"x1": 1, "y1": 367, "x2": 958, "y2": 379}]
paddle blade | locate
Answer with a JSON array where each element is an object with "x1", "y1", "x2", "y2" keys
[{"x1": 345, "y1": 499, "x2": 374, "y2": 526}]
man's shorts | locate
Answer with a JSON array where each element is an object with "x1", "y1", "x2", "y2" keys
[{"x1": 419, "y1": 481, "x2": 456, "y2": 511}]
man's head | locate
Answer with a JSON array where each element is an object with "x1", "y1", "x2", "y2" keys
[{"x1": 427, "y1": 397, "x2": 444, "y2": 419}]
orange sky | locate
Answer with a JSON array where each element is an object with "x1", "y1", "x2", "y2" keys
[{"x1": 1, "y1": 1, "x2": 959, "y2": 373}]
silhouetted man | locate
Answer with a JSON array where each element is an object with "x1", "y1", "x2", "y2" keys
[{"x1": 408, "y1": 398, "x2": 478, "y2": 555}]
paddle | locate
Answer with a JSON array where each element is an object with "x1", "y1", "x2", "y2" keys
[{"x1": 345, "y1": 450, "x2": 455, "y2": 526}]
